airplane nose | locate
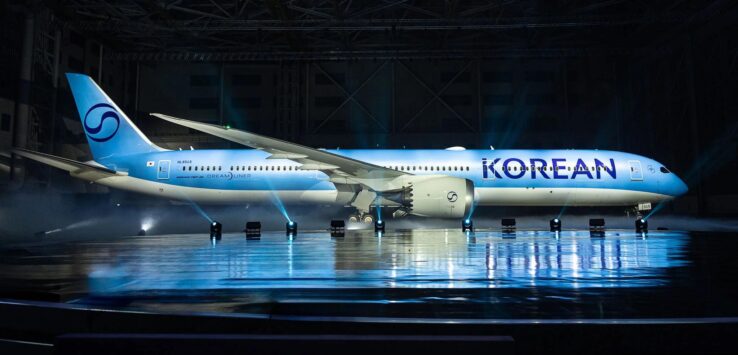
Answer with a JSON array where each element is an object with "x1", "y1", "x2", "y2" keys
[{"x1": 673, "y1": 176, "x2": 689, "y2": 197}]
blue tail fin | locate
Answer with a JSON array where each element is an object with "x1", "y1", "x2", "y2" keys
[{"x1": 66, "y1": 73, "x2": 160, "y2": 160}]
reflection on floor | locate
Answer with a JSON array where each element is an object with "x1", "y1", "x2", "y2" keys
[{"x1": 1, "y1": 229, "x2": 737, "y2": 319}]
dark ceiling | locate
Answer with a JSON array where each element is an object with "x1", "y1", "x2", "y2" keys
[{"x1": 42, "y1": 0, "x2": 735, "y2": 61}]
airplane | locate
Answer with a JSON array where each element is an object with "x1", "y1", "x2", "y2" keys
[{"x1": 14, "y1": 73, "x2": 688, "y2": 225}]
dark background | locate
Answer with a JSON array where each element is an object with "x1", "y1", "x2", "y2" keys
[{"x1": 0, "y1": 0, "x2": 736, "y2": 217}]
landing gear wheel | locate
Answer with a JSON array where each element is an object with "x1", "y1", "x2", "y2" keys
[
  {"x1": 348, "y1": 214, "x2": 361, "y2": 223},
  {"x1": 361, "y1": 214, "x2": 374, "y2": 224}
]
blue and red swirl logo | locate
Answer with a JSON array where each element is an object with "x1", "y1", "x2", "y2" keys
[{"x1": 83, "y1": 103, "x2": 120, "y2": 142}]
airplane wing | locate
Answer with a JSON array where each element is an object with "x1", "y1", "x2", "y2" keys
[
  {"x1": 151, "y1": 113, "x2": 408, "y2": 180},
  {"x1": 13, "y1": 148, "x2": 124, "y2": 180}
]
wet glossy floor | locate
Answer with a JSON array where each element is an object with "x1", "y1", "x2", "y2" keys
[{"x1": 1, "y1": 229, "x2": 737, "y2": 319}]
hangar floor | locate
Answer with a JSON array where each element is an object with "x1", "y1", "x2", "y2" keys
[{"x1": 1, "y1": 229, "x2": 737, "y2": 320}]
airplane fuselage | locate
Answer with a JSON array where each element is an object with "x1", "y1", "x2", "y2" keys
[{"x1": 93, "y1": 148, "x2": 688, "y2": 207}]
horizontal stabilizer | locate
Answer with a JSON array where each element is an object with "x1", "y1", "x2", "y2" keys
[{"x1": 13, "y1": 148, "x2": 123, "y2": 180}]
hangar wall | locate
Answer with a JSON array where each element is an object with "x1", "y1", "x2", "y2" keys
[{"x1": 0, "y1": 3, "x2": 736, "y2": 216}]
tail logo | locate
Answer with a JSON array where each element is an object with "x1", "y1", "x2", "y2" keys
[{"x1": 84, "y1": 103, "x2": 120, "y2": 142}]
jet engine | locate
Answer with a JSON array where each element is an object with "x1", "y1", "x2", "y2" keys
[{"x1": 383, "y1": 175, "x2": 474, "y2": 218}]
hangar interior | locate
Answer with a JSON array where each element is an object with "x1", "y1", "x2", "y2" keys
[
  {"x1": 1, "y1": 1, "x2": 738, "y2": 354},
  {"x1": 0, "y1": 0, "x2": 736, "y2": 216}
]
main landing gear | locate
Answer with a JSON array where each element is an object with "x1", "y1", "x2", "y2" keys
[{"x1": 348, "y1": 213, "x2": 375, "y2": 224}]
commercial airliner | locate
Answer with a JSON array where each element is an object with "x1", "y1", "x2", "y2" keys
[{"x1": 15, "y1": 73, "x2": 687, "y2": 224}]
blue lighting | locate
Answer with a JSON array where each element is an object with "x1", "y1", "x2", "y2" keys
[
  {"x1": 269, "y1": 190, "x2": 292, "y2": 223},
  {"x1": 375, "y1": 201, "x2": 382, "y2": 223},
  {"x1": 88, "y1": 230, "x2": 689, "y2": 293},
  {"x1": 188, "y1": 201, "x2": 213, "y2": 223},
  {"x1": 643, "y1": 201, "x2": 666, "y2": 221}
]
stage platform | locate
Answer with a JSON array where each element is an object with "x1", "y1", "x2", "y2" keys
[{"x1": 1, "y1": 228, "x2": 737, "y2": 353}]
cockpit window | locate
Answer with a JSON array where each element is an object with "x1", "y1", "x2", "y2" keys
[{"x1": 660, "y1": 166, "x2": 670, "y2": 173}]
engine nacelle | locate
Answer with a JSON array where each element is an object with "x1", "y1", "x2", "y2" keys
[{"x1": 387, "y1": 175, "x2": 474, "y2": 218}]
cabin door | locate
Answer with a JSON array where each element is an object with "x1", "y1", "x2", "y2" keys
[
  {"x1": 628, "y1": 160, "x2": 643, "y2": 181},
  {"x1": 157, "y1": 160, "x2": 170, "y2": 179}
]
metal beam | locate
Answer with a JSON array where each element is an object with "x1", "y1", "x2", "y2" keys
[
  {"x1": 287, "y1": 4, "x2": 334, "y2": 19},
  {"x1": 312, "y1": 62, "x2": 389, "y2": 133},
  {"x1": 208, "y1": 0, "x2": 232, "y2": 18},
  {"x1": 399, "y1": 61, "x2": 475, "y2": 132}
]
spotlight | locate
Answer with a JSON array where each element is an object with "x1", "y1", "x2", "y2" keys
[
  {"x1": 245, "y1": 221, "x2": 261, "y2": 238},
  {"x1": 210, "y1": 221, "x2": 222, "y2": 239},
  {"x1": 589, "y1": 218, "x2": 605, "y2": 231},
  {"x1": 635, "y1": 218, "x2": 648, "y2": 232},
  {"x1": 462, "y1": 218, "x2": 473, "y2": 232},
  {"x1": 286, "y1": 221, "x2": 298, "y2": 235},
  {"x1": 589, "y1": 218, "x2": 605, "y2": 237},
  {"x1": 501, "y1": 218, "x2": 516, "y2": 232},
  {"x1": 375, "y1": 219, "x2": 385, "y2": 233},
  {"x1": 550, "y1": 218, "x2": 562, "y2": 232},
  {"x1": 330, "y1": 220, "x2": 345, "y2": 237},
  {"x1": 137, "y1": 229, "x2": 147, "y2": 236}
]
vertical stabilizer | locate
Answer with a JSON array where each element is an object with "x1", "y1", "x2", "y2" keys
[{"x1": 66, "y1": 73, "x2": 160, "y2": 160}]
